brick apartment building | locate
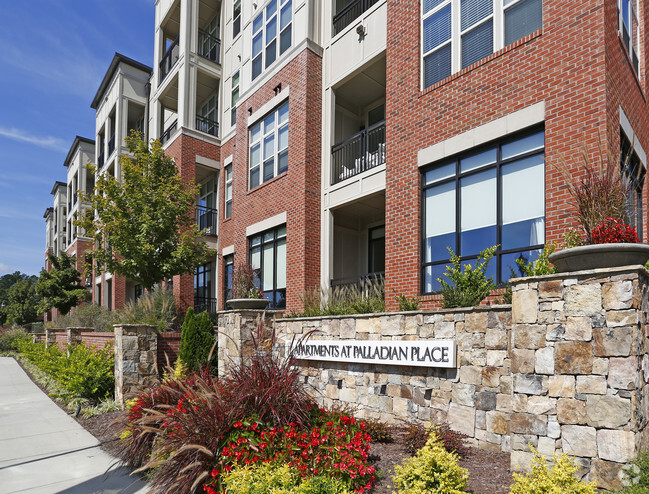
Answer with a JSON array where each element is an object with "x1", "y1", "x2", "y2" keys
[{"x1": 45, "y1": 0, "x2": 648, "y2": 317}]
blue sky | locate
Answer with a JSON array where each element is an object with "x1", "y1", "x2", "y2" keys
[{"x1": 0, "y1": 1, "x2": 154, "y2": 277}]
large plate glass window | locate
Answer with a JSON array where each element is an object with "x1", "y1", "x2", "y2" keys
[
  {"x1": 252, "y1": 0, "x2": 292, "y2": 80},
  {"x1": 194, "y1": 263, "x2": 213, "y2": 313},
  {"x1": 422, "y1": 128, "x2": 545, "y2": 293},
  {"x1": 621, "y1": 130, "x2": 645, "y2": 238},
  {"x1": 249, "y1": 101, "x2": 289, "y2": 188},
  {"x1": 422, "y1": 0, "x2": 542, "y2": 89},
  {"x1": 249, "y1": 226, "x2": 287, "y2": 308}
]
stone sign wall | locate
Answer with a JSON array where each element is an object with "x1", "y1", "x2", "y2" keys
[{"x1": 218, "y1": 265, "x2": 649, "y2": 490}]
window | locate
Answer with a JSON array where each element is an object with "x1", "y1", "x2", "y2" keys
[
  {"x1": 422, "y1": 128, "x2": 545, "y2": 293},
  {"x1": 252, "y1": 0, "x2": 292, "y2": 80},
  {"x1": 621, "y1": 130, "x2": 645, "y2": 238},
  {"x1": 233, "y1": 0, "x2": 241, "y2": 38},
  {"x1": 224, "y1": 254, "x2": 234, "y2": 303},
  {"x1": 249, "y1": 101, "x2": 289, "y2": 188},
  {"x1": 225, "y1": 164, "x2": 233, "y2": 218},
  {"x1": 249, "y1": 226, "x2": 286, "y2": 308},
  {"x1": 198, "y1": 93, "x2": 218, "y2": 136},
  {"x1": 231, "y1": 71, "x2": 240, "y2": 126},
  {"x1": 195, "y1": 263, "x2": 213, "y2": 312},
  {"x1": 422, "y1": 0, "x2": 542, "y2": 88},
  {"x1": 618, "y1": 0, "x2": 639, "y2": 72}
]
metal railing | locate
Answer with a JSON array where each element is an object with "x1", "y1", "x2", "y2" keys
[
  {"x1": 108, "y1": 135, "x2": 115, "y2": 156},
  {"x1": 333, "y1": 0, "x2": 380, "y2": 36},
  {"x1": 160, "y1": 120, "x2": 178, "y2": 145},
  {"x1": 98, "y1": 150, "x2": 104, "y2": 168},
  {"x1": 195, "y1": 115, "x2": 219, "y2": 137},
  {"x1": 194, "y1": 296, "x2": 218, "y2": 314},
  {"x1": 159, "y1": 37, "x2": 180, "y2": 83},
  {"x1": 195, "y1": 205, "x2": 218, "y2": 236},
  {"x1": 331, "y1": 271, "x2": 384, "y2": 289},
  {"x1": 198, "y1": 30, "x2": 221, "y2": 64},
  {"x1": 331, "y1": 120, "x2": 386, "y2": 185}
]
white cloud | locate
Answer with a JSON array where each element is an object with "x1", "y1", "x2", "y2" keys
[
  {"x1": 0, "y1": 127, "x2": 68, "y2": 152},
  {"x1": 0, "y1": 263, "x2": 11, "y2": 274}
]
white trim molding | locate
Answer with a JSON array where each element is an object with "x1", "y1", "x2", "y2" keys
[
  {"x1": 222, "y1": 244, "x2": 235, "y2": 256},
  {"x1": 620, "y1": 107, "x2": 646, "y2": 168},
  {"x1": 246, "y1": 212, "x2": 287, "y2": 237}
]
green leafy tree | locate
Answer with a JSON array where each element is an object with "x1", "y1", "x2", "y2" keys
[
  {"x1": 36, "y1": 252, "x2": 88, "y2": 316},
  {"x1": 0, "y1": 272, "x2": 37, "y2": 324},
  {"x1": 178, "y1": 307, "x2": 216, "y2": 371},
  {"x1": 78, "y1": 133, "x2": 214, "y2": 291},
  {"x1": 6, "y1": 279, "x2": 41, "y2": 325}
]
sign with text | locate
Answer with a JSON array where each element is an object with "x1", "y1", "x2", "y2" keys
[{"x1": 291, "y1": 340, "x2": 457, "y2": 368}]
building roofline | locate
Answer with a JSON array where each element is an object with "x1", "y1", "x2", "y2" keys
[
  {"x1": 43, "y1": 207, "x2": 54, "y2": 219},
  {"x1": 90, "y1": 53, "x2": 152, "y2": 110},
  {"x1": 50, "y1": 181, "x2": 66, "y2": 195},
  {"x1": 63, "y1": 136, "x2": 95, "y2": 168}
]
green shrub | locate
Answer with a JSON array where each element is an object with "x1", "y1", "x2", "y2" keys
[
  {"x1": 0, "y1": 326, "x2": 30, "y2": 351},
  {"x1": 393, "y1": 432, "x2": 468, "y2": 494},
  {"x1": 395, "y1": 293, "x2": 421, "y2": 312},
  {"x1": 222, "y1": 462, "x2": 353, "y2": 494},
  {"x1": 178, "y1": 307, "x2": 217, "y2": 371},
  {"x1": 509, "y1": 447, "x2": 597, "y2": 494},
  {"x1": 16, "y1": 339, "x2": 114, "y2": 402},
  {"x1": 117, "y1": 288, "x2": 178, "y2": 331},
  {"x1": 69, "y1": 303, "x2": 117, "y2": 331},
  {"x1": 291, "y1": 277, "x2": 385, "y2": 318},
  {"x1": 620, "y1": 451, "x2": 649, "y2": 493},
  {"x1": 514, "y1": 243, "x2": 558, "y2": 277},
  {"x1": 438, "y1": 246, "x2": 497, "y2": 308}
]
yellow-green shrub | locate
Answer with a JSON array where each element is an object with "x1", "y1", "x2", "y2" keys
[
  {"x1": 392, "y1": 432, "x2": 468, "y2": 494},
  {"x1": 509, "y1": 447, "x2": 597, "y2": 494},
  {"x1": 222, "y1": 462, "x2": 352, "y2": 494}
]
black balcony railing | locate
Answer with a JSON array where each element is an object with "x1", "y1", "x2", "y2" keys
[
  {"x1": 198, "y1": 30, "x2": 221, "y2": 64},
  {"x1": 160, "y1": 120, "x2": 178, "y2": 145},
  {"x1": 195, "y1": 115, "x2": 219, "y2": 137},
  {"x1": 159, "y1": 37, "x2": 180, "y2": 83},
  {"x1": 194, "y1": 296, "x2": 218, "y2": 314},
  {"x1": 98, "y1": 150, "x2": 105, "y2": 168},
  {"x1": 333, "y1": 0, "x2": 380, "y2": 36},
  {"x1": 108, "y1": 135, "x2": 115, "y2": 156},
  {"x1": 331, "y1": 271, "x2": 385, "y2": 295},
  {"x1": 195, "y1": 205, "x2": 218, "y2": 236},
  {"x1": 331, "y1": 120, "x2": 385, "y2": 185}
]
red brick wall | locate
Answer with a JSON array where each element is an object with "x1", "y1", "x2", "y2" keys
[
  {"x1": 79, "y1": 332, "x2": 114, "y2": 350},
  {"x1": 157, "y1": 332, "x2": 182, "y2": 371},
  {"x1": 218, "y1": 48, "x2": 323, "y2": 312},
  {"x1": 384, "y1": 0, "x2": 649, "y2": 309}
]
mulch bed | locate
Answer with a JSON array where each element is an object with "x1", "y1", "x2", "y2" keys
[{"x1": 15, "y1": 356, "x2": 513, "y2": 493}]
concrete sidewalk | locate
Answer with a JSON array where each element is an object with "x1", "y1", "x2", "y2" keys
[{"x1": 0, "y1": 357, "x2": 149, "y2": 494}]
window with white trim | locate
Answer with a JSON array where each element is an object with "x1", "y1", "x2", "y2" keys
[
  {"x1": 225, "y1": 164, "x2": 233, "y2": 218},
  {"x1": 422, "y1": 128, "x2": 545, "y2": 293},
  {"x1": 618, "y1": 0, "x2": 639, "y2": 72},
  {"x1": 231, "y1": 71, "x2": 240, "y2": 126},
  {"x1": 252, "y1": 0, "x2": 292, "y2": 80},
  {"x1": 249, "y1": 101, "x2": 289, "y2": 188},
  {"x1": 249, "y1": 225, "x2": 286, "y2": 309},
  {"x1": 422, "y1": 0, "x2": 542, "y2": 89},
  {"x1": 233, "y1": 0, "x2": 241, "y2": 38},
  {"x1": 621, "y1": 130, "x2": 645, "y2": 238}
]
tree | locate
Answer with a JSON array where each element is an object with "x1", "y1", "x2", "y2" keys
[
  {"x1": 0, "y1": 272, "x2": 37, "y2": 324},
  {"x1": 36, "y1": 252, "x2": 88, "y2": 316},
  {"x1": 5, "y1": 279, "x2": 40, "y2": 325},
  {"x1": 178, "y1": 308, "x2": 217, "y2": 371},
  {"x1": 78, "y1": 133, "x2": 214, "y2": 291}
]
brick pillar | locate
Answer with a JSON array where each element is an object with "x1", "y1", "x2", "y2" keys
[
  {"x1": 216, "y1": 310, "x2": 277, "y2": 377},
  {"x1": 45, "y1": 330, "x2": 55, "y2": 348},
  {"x1": 114, "y1": 324, "x2": 158, "y2": 407}
]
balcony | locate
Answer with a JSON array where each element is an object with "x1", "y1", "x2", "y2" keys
[
  {"x1": 195, "y1": 115, "x2": 219, "y2": 137},
  {"x1": 198, "y1": 30, "x2": 221, "y2": 64},
  {"x1": 331, "y1": 271, "x2": 385, "y2": 293},
  {"x1": 98, "y1": 151, "x2": 105, "y2": 168},
  {"x1": 331, "y1": 121, "x2": 386, "y2": 185},
  {"x1": 160, "y1": 120, "x2": 178, "y2": 145},
  {"x1": 194, "y1": 296, "x2": 218, "y2": 314},
  {"x1": 195, "y1": 205, "x2": 218, "y2": 236},
  {"x1": 333, "y1": 0, "x2": 381, "y2": 36},
  {"x1": 108, "y1": 135, "x2": 115, "y2": 156},
  {"x1": 159, "y1": 37, "x2": 180, "y2": 83}
]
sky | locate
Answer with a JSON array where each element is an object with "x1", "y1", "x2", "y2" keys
[{"x1": 0, "y1": 0, "x2": 154, "y2": 277}]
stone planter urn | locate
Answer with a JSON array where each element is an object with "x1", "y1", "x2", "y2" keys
[
  {"x1": 549, "y1": 243, "x2": 649, "y2": 273},
  {"x1": 226, "y1": 298, "x2": 270, "y2": 310}
]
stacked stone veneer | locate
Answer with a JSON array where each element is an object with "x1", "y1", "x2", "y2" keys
[
  {"x1": 218, "y1": 266, "x2": 649, "y2": 490},
  {"x1": 114, "y1": 325, "x2": 159, "y2": 406}
]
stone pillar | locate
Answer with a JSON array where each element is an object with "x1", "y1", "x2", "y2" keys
[
  {"x1": 217, "y1": 310, "x2": 277, "y2": 377},
  {"x1": 114, "y1": 324, "x2": 158, "y2": 406},
  {"x1": 66, "y1": 327, "x2": 88, "y2": 356},
  {"x1": 45, "y1": 329, "x2": 57, "y2": 349}
]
